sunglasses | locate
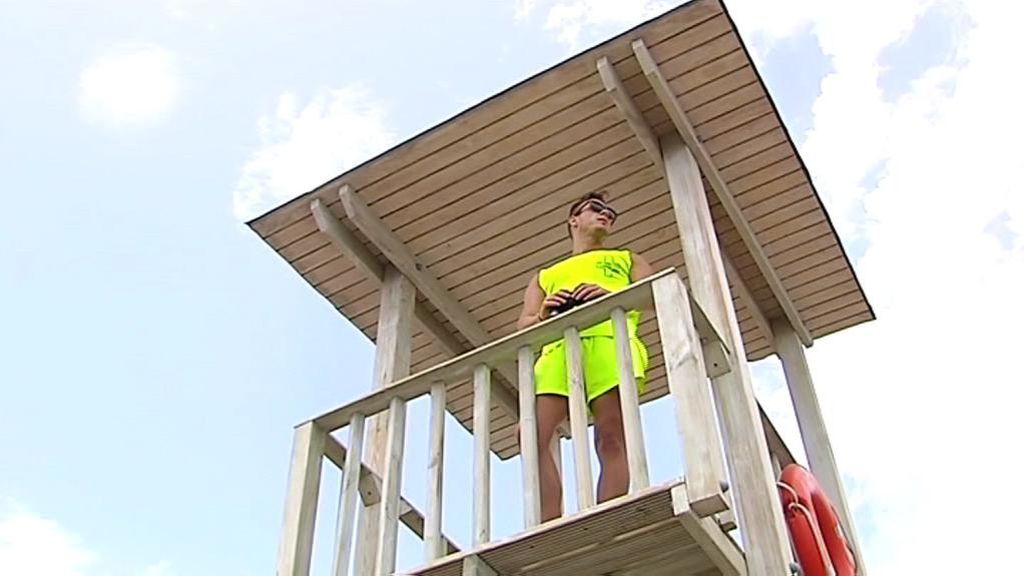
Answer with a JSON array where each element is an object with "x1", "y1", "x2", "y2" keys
[{"x1": 572, "y1": 199, "x2": 618, "y2": 223}]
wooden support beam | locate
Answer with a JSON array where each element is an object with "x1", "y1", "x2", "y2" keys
[
  {"x1": 332, "y1": 413, "x2": 364, "y2": 576},
  {"x1": 596, "y1": 56, "x2": 663, "y2": 173},
  {"x1": 276, "y1": 422, "x2": 326, "y2": 576},
  {"x1": 716, "y1": 508, "x2": 738, "y2": 533},
  {"x1": 723, "y1": 253, "x2": 774, "y2": 345},
  {"x1": 424, "y1": 383, "x2": 447, "y2": 561},
  {"x1": 701, "y1": 340, "x2": 731, "y2": 379},
  {"x1": 611, "y1": 307, "x2": 650, "y2": 491},
  {"x1": 355, "y1": 265, "x2": 414, "y2": 576},
  {"x1": 632, "y1": 39, "x2": 812, "y2": 347},
  {"x1": 762, "y1": 403, "x2": 796, "y2": 470},
  {"x1": 652, "y1": 274, "x2": 728, "y2": 516},
  {"x1": 462, "y1": 555, "x2": 498, "y2": 576},
  {"x1": 337, "y1": 185, "x2": 521, "y2": 423},
  {"x1": 517, "y1": 346, "x2": 542, "y2": 529},
  {"x1": 340, "y1": 184, "x2": 490, "y2": 345},
  {"x1": 671, "y1": 484, "x2": 745, "y2": 576},
  {"x1": 774, "y1": 319, "x2": 867, "y2": 574},
  {"x1": 321, "y1": 434, "x2": 459, "y2": 557},
  {"x1": 565, "y1": 326, "x2": 595, "y2": 511},
  {"x1": 375, "y1": 397, "x2": 408, "y2": 576},
  {"x1": 660, "y1": 133, "x2": 793, "y2": 574},
  {"x1": 311, "y1": 198, "x2": 465, "y2": 356},
  {"x1": 472, "y1": 364, "x2": 492, "y2": 546}
]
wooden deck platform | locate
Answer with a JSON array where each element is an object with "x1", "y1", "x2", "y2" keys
[{"x1": 401, "y1": 481, "x2": 744, "y2": 576}]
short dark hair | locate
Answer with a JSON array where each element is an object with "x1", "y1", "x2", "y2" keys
[{"x1": 566, "y1": 190, "x2": 608, "y2": 238}]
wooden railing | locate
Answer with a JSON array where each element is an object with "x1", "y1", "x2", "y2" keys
[{"x1": 276, "y1": 268, "x2": 735, "y2": 576}]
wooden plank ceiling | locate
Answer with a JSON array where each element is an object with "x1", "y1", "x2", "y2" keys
[{"x1": 247, "y1": 0, "x2": 874, "y2": 459}]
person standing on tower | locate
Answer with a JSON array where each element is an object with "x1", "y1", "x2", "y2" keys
[{"x1": 516, "y1": 190, "x2": 654, "y2": 522}]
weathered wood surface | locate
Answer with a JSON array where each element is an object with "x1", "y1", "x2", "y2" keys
[
  {"x1": 611, "y1": 306, "x2": 650, "y2": 491},
  {"x1": 402, "y1": 481, "x2": 741, "y2": 576},
  {"x1": 662, "y1": 133, "x2": 792, "y2": 574},
  {"x1": 276, "y1": 422, "x2": 326, "y2": 576},
  {"x1": 775, "y1": 319, "x2": 866, "y2": 573}
]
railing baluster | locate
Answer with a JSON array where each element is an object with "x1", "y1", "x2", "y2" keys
[
  {"x1": 375, "y1": 397, "x2": 407, "y2": 576},
  {"x1": 424, "y1": 383, "x2": 447, "y2": 561},
  {"x1": 472, "y1": 364, "x2": 492, "y2": 546},
  {"x1": 610, "y1": 307, "x2": 650, "y2": 491},
  {"x1": 277, "y1": 422, "x2": 326, "y2": 576},
  {"x1": 564, "y1": 326, "x2": 595, "y2": 511},
  {"x1": 652, "y1": 275, "x2": 729, "y2": 517},
  {"x1": 517, "y1": 346, "x2": 541, "y2": 528},
  {"x1": 333, "y1": 414, "x2": 365, "y2": 576},
  {"x1": 550, "y1": 428, "x2": 564, "y2": 518}
]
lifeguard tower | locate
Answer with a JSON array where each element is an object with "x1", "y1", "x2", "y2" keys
[{"x1": 249, "y1": 1, "x2": 874, "y2": 574}]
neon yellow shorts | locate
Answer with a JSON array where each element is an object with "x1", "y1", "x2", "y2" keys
[{"x1": 534, "y1": 336, "x2": 648, "y2": 404}]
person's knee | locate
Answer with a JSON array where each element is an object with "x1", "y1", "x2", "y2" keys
[
  {"x1": 535, "y1": 395, "x2": 567, "y2": 443},
  {"x1": 595, "y1": 418, "x2": 625, "y2": 458}
]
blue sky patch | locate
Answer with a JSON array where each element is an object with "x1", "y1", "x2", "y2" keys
[
  {"x1": 756, "y1": 28, "x2": 834, "y2": 145},
  {"x1": 878, "y1": 3, "x2": 960, "y2": 102},
  {"x1": 984, "y1": 211, "x2": 1018, "y2": 251}
]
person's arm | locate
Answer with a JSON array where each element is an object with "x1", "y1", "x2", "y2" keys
[
  {"x1": 630, "y1": 251, "x2": 656, "y2": 313},
  {"x1": 517, "y1": 273, "x2": 571, "y2": 331},
  {"x1": 630, "y1": 251, "x2": 654, "y2": 282}
]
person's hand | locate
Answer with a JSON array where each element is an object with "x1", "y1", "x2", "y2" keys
[
  {"x1": 539, "y1": 289, "x2": 574, "y2": 320},
  {"x1": 572, "y1": 283, "x2": 610, "y2": 303}
]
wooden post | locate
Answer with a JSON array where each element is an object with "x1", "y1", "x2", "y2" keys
[
  {"x1": 564, "y1": 326, "x2": 595, "y2": 511},
  {"x1": 424, "y1": 383, "x2": 446, "y2": 561},
  {"x1": 462, "y1": 555, "x2": 498, "y2": 576},
  {"x1": 332, "y1": 414, "x2": 365, "y2": 576},
  {"x1": 662, "y1": 133, "x2": 792, "y2": 574},
  {"x1": 472, "y1": 364, "x2": 492, "y2": 546},
  {"x1": 610, "y1": 307, "x2": 650, "y2": 491},
  {"x1": 651, "y1": 275, "x2": 728, "y2": 516},
  {"x1": 277, "y1": 422, "x2": 326, "y2": 576},
  {"x1": 550, "y1": 428, "x2": 565, "y2": 517},
  {"x1": 356, "y1": 265, "x2": 415, "y2": 575},
  {"x1": 374, "y1": 396, "x2": 408, "y2": 576},
  {"x1": 774, "y1": 319, "x2": 867, "y2": 573},
  {"x1": 517, "y1": 346, "x2": 542, "y2": 528}
]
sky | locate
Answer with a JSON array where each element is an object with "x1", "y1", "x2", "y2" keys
[{"x1": 1, "y1": 0, "x2": 1022, "y2": 575}]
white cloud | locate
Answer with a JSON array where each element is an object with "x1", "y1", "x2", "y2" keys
[
  {"x1": 141, "y1": 560, "x2": 175, "y2": 576},
  {"x1": 79, "y1": 44, "x2": 181, "y2": 128},
  {"x1": 513, "y1": 0, "x2": 537, "y2": 21},
  {"x1": 0, "y1": 503, "x2": 96, "y2": 576},
  {"x1": 162, "y1": 0, "x2": 242, "y2": 27},
  {"x1": 523, "y1": 0, "x2": 674, "y2": 50},
  {"x1": 0, "y1": 501, "x2": 177, "y2": 576},
  {"x1": 232, "y1": 85, "x2": 397, "y2": 222}
]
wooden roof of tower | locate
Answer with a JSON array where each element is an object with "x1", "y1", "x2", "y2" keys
[{"x1": 247, "y1": 0, "x2": 874, "y2": 459}]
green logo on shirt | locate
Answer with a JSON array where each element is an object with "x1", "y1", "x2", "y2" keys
[{"x1": 597, "y1": 256, "x2": 628, "y2": 279}]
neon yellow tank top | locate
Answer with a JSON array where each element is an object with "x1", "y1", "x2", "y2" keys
[{"x1": 537, "y1": 248, "x2": 641, "y2": 339}]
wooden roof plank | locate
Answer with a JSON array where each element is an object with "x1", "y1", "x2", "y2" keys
[{"x1": 598, "y1": 55, "x2": 664, "y2": 172}]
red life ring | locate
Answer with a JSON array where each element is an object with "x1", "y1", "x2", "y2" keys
[{"x1": 777, "y1": 464, "x2": 857, "y2": 576}]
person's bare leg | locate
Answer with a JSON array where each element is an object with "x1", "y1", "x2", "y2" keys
[
  {"x1": 592, "y1": 388, "x2": 629, "y2": 503},
  {"x1": 535, "y1": 394, "x2": 568, "y2": 522}
]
